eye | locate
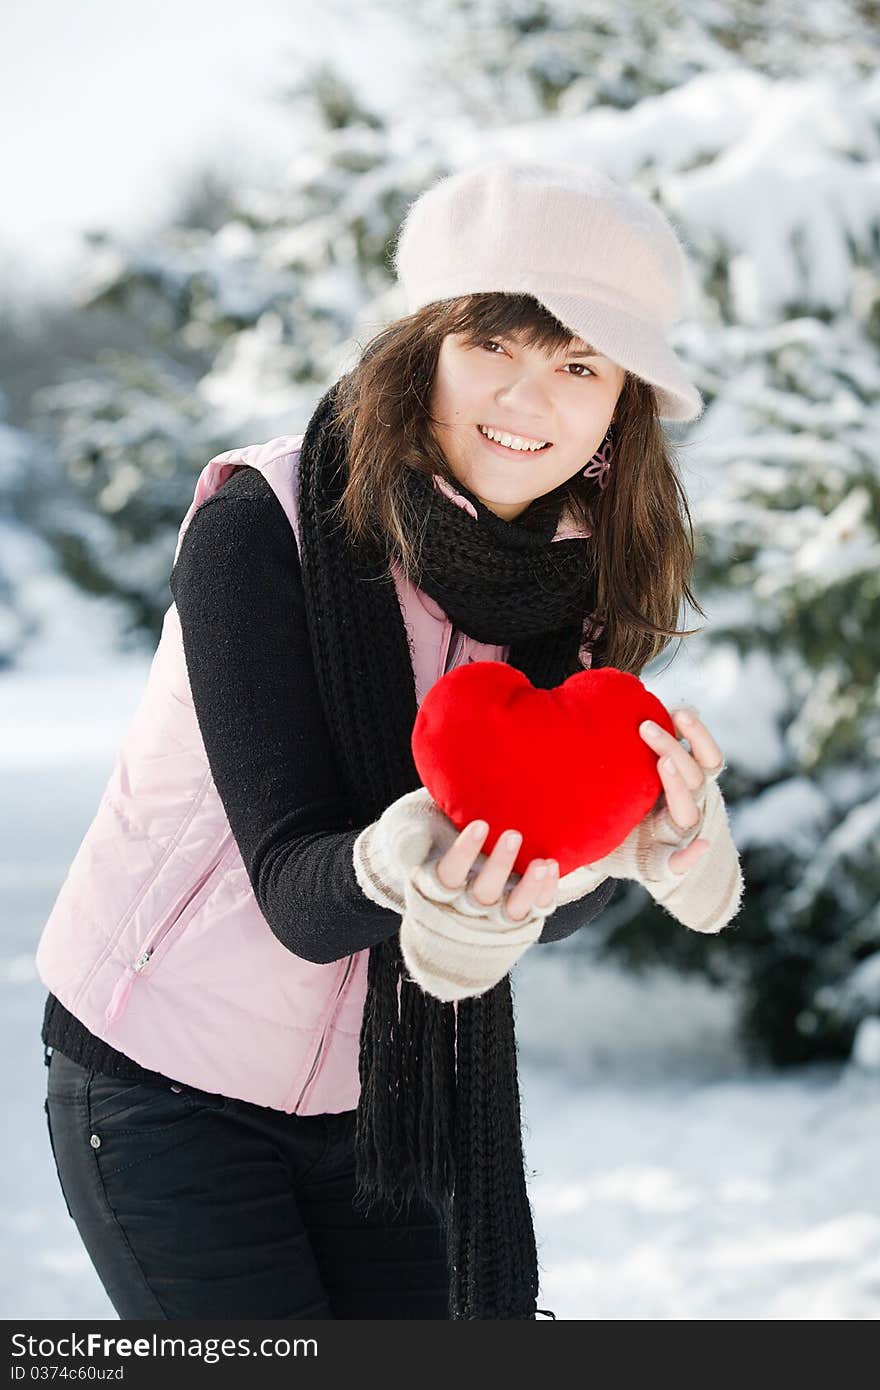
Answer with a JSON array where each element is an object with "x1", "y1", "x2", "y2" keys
[{"x1": 480, "y1": 341, "x2": 596, "y2": 378}]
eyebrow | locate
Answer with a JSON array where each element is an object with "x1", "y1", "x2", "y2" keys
[
  {"x1": 499, "y1": 332, "x2": 607, "y2": 361},
  {"x1": 567, "y1": 343, "x2": 605, "y2": 359}
]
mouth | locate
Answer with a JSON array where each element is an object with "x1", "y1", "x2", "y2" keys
[{"x1": 474, "y1": 424, "x2": 553, "y2": 456}]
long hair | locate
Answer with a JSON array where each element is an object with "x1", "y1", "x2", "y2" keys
[{"x1": 331, "y1": 291, "x2": 706, "y2": 674}]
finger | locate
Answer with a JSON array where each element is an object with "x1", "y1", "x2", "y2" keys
[
  {"x1": 534, "y1": 858, "x2": 559, "y2": 908},
  {"x1": 658, "y1": 756, "x2": 700, "y2": 832},
  {"x1": 470, "y1": 829, "x2": 523, "y2": 906},
  {"x1": 434, "y1": 819, "x2": 489, "y2": 890},
  {"x1": 668, "y1": 838, "x2": 709, "y2": 876},
  {"x1": 670, "y1": 709, "x2": 724, "y2": 776},
  {"x1": 505, "y1": 859, "x2": 558, "y2": 921},
  {"x1": 639, "y1": 719, "x2": 703, "y2": 790}
]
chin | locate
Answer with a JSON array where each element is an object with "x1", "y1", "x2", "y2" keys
[{"x1": 472, "y1": 482, "x2": 532, "y2": 507}]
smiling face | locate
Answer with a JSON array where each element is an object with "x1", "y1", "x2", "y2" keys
[{"x1": 426, "y1": 329, "x2": 626, "y2": 521}]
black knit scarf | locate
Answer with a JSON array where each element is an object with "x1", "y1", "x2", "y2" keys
[{"x1": 296, "y1": 376, "x2": 599, "y2": 1319}]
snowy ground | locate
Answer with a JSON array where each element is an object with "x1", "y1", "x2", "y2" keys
[{"x1": 3, "y1": 642, "x2": 879, "y2": 1321}]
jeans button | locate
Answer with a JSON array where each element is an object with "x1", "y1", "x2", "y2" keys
[{"x1": 90, "y1": 1134, "x2": 102, "y2": 1149}]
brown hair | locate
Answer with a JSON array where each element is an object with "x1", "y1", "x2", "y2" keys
[{"x1": 331, "y1": 292, "x2": 705, "y2": 675}]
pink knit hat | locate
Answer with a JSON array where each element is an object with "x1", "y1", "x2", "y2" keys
[{"x1": 392, "y1": 159, "x2": 704, "y2": 423}]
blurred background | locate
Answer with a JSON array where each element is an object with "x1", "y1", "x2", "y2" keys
[{"x1": 3, "y1": 0, "x2": 879, "y2": 1320}]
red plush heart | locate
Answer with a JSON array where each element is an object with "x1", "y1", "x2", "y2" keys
[{"x1": 411, "y1": 662, "x2": 676, "y2": 878}]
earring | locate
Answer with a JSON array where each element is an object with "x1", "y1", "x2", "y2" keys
[{"x1": 582, "y1": 425, "x2": 615, "y2": 489}]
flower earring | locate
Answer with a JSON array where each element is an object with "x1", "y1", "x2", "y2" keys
[{"x1": 582, "y1": 424, "x2": 616, "y2": 489}]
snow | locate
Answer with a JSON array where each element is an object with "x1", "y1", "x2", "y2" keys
[
  {"x1": 852, "y1": 1018, "x2": 880, "y2": 1072},
  {"x1": 663, "y1": 77, "x2": 880, "y2": 322},
  {"x1": 4, "y1": 648, "x2": 878, "y2": 1320},
  {"x1": 0, "y1": 0, "x2": 332, "y2": 300},
  {"x1": 641, "y1": 639, "x2": 791, "y2": 781},
  {"x1": 730, "y1": 777, "x2": 830, "y2": 854},
  {"x1": 524, "y1": 1064, "x2": 880, "y2": 1320}
]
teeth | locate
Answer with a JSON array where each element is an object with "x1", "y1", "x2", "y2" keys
[{"x1": 479, "y1": 425, "x2": 548, "y2": 452}]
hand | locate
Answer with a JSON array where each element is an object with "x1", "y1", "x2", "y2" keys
[
  {"x1": 354, "y1": 788, "x2": 561, "y2": 1000},
  {"x1": 638, "y1": 707, "x2": 725, "y2": 876},
  {"x1": 555, "y1": 704, "x2": 741, "y2": 934},
  {"x1": 434, "y1": 823, "x2": 560, "y2": 923},
  {"x1": 402, "y1": 825, "x2": 559, "y2": 1001}
]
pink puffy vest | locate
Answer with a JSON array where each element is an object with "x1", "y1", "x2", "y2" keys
[{"x1": 34, "y1": 436, "x2": 592, "y2": 1114}]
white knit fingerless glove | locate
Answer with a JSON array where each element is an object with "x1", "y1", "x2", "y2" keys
[
  {"x1": 555, "y1": 759, "x2": 744, "y2": 934},
  {"x1": 399, "y1": 858, "x2": 555, "y2": 1002},
  {"x1": 353, "y1": 788, "x2": 557, "y2": 1001},
  {"x1": 352, "y1": 787, "x2": 457, "y2": 915}
]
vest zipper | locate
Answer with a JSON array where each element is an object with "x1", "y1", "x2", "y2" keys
[
  {"x1": 292, "y1": 954, "x2": 355, "y2": 1113},
  {"x1": 441, "y1": 620, "x2": 457, "y2": 675},
  {"x1": 104, "y1": 836, "x2": 232, "y2": 1026}
]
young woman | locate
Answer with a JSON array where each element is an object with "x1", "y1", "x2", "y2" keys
[{"x1": 36, "y1": 161, "x2": 743, "y2": 1322}]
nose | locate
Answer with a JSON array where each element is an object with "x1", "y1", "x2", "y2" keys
[{"x1": 496, "y1": 370, "x2": 552, "y2": 424}]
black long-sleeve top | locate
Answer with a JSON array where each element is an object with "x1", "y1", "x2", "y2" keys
[{"x1": 42, "y1": 466, "x2": 616, "y2": 1087}]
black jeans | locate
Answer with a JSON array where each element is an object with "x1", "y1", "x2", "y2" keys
[{"x1": 43, "y1": 1046, "x2": 451, "y2": 1319}]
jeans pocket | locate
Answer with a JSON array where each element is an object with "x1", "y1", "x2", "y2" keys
[
  {"x1": 86, "y1": 1072, "x2": 230, "y2": 1181},
  {"x1": 44, "y1": 1098, "x2": 75, "y2": 1220},
  {"x1": 87, "y1": 1072, "x2": 229, "y2": 1132}
]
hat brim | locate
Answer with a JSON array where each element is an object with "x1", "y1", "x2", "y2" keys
[{"x1": 531, "y1": 288, "x2": 704, "y2": 422}]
